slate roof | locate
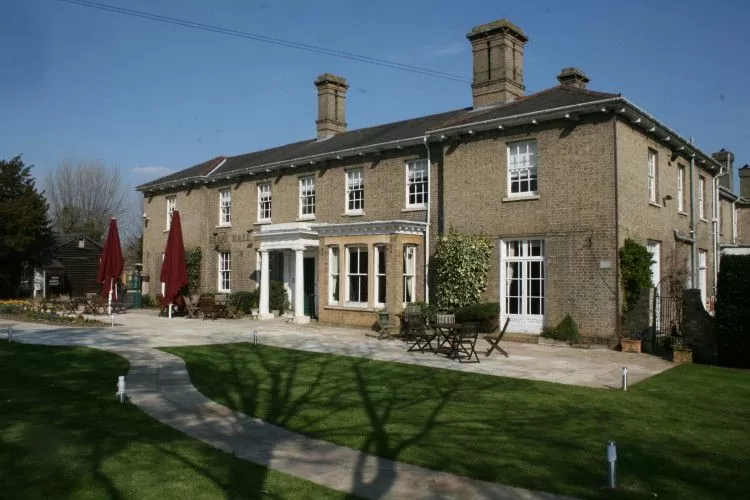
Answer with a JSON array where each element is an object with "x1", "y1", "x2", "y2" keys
[{"x1": 136, "y1": 85, "x2": 621, "y2": 191}]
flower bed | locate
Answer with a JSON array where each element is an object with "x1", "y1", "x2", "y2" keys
[{"x1": 0, "y1": 300, "x2": 106, "y2": 327}]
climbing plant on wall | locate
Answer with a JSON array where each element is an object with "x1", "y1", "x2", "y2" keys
[
  {"x1": 619, "y1": 238, "x2": 654, "y2": 313},
  {"x1": 434, "y1": 228, "x2": 492, "y2": 311},
  {"x1": 184, "y1": 247, "x2": 202, "y2": 296}
]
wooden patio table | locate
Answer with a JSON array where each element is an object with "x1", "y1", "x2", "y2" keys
[{"x1": 432, "y1": 322, "x2": 463, "y2": 357}]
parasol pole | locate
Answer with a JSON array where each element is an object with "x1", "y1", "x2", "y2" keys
[
  {"x1": 169, "y1": 302, "x2": 172, "y2": 319},
  {"x1": 109, "y1": 277, "x2": 114, "y2": 326}
]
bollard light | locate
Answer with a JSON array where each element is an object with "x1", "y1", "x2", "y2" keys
[
  {"x1": 607, "y1": 441, "x2": 617, "y2": 489},
  {"x1": 621, "y1": 367, "x2": 628, "y2": 391},
  {"x1": 116, "y1": 375, "x2": 126, "y2": 403},
  {"x1": 253, "y1": 329, "x2": 258, "y2": 345},
  {"x1": 7, "y1": 326, "x2": 12, "y2": 343}
]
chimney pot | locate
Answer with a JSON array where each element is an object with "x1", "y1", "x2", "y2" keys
[
  {"x1": 712, "y1": 149, "x2": 735, "y2": 193},
  {"x1": 314, "y1": 73, "x2": 348, "y2": 140},
  {"x1": 556, "y1": 67, "x2": 590, "y2": 89},
  {"x1": 466, "y1": 19, "x2": 528, "y2": 108},
  {"x1": 739, "y1": 165, "x2": 750, "y2": 199}
]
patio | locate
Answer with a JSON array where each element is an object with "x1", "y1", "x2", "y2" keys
[{"x1": 13, "y1": 308, "x2": 673, "y2": 388}]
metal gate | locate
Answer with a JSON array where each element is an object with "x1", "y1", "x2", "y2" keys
[{"x1": 652, "y1": 290, "x2": 682, "y2": 351}]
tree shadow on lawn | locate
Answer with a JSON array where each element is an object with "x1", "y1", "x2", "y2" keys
[
  {"x1": 166, "y1": 344, "x2": 750, "y2": 500},
  {"x1": 0, "y1": 342, "x2": 345, "y2": 500}
]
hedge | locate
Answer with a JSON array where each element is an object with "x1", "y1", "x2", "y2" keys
[
  {"x1": 716, "y1": 254, "x2": 750, "y2": 368},
  {"x1": 542, "y1": 314, "x2": 581, "y2": 344},
  {"x1": 455, "y1": 302, "x2": 500, "y2": 333}
]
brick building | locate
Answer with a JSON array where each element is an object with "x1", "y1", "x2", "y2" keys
[{"x1": 137, "y1": 18, "x2": 747, "y2": 339}]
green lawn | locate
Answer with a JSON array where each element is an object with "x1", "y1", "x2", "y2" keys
[
  {"x1": 0, "y1": 342, "x2": 350, "y2": 499},
  {"x1": 165, "y1": 343, "x2": 750, "y2": 500}
]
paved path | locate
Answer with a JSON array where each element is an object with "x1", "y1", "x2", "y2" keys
[{"x1": 6, "y1": 312, "x2": 671, "y2": 499}]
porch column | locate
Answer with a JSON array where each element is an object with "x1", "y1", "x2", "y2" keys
[
  {"x1": 258, "y1": 249, "x2": 272, "y2": 320},
  {"x1": 293, "y1": 248, "x2": 309, "y2": 324}
]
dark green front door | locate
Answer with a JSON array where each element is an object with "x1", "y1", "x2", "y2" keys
[{"x1": 303, "y1": 257, "x2": 316, "y2": 317}]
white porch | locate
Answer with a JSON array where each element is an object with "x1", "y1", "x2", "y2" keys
[{"x1": 255, "y1": 223, "x2": 319, "y2": 324}]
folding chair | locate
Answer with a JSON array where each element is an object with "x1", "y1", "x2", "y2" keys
[
  {"x1": 156, "y1": 294, "x2": 169, "y2": 317},
  {"x1": 183, "y1": 295, "x2": 199, "y2": 319},
  {"x1": 406, "y1": 315, "x2": 436, "y2": 352},
  {"x1": 484, "y1": 317, "x2": 510, "y2": 357},
  {"x1": 453, "y1": 322, "x2": 480, "y2": 363}
]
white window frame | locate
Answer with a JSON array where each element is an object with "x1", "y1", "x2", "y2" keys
[
  {"x1": 374, "y1": 245, "x2": 387, "y2": 307},
  {"x1": 258, "y1": 183, "x2": 272, "y2": 222},
  {"x1": 405, "y1": 159, "x2": 428, "y2": 208},
  {"x1": 299, "y1": 176, "x2": 316, "y2": 219},
  {"x1": 219, "y1": 189, "x2": 232, "y2": 226},
  {"x1": 346, "y1": 246, "x2": 368, "y2": 306},
  {"x1": 500, "y1": 239, "x2": 545, "y2": 333},
  {"x1": 328, "y1": 246, "x2": 340, "y2": 305},
  {"x1": 346, "y1": 168, "x2": 364, "y2": 214},
  {"x1": 166, "y1": 196, "x2": 176, "y2": 230},
  {"x1": 507, "y1": 140, "x2": 538, "y2": 197},
  {"x1": 677, "y1": 166, "x2": 685, "y2": 212},
  {"x1": 218, "y1": 252, "x2": 231, "y2": 293},
  {"x1": 403, "y1": 245, "x2": 416, "y2": 304},
  {"x1": 648, "y1": 149, "x2": 658, "y2": 203},
  {"x1": 698, "y1": 176, "x2": 706, "y2": 219}
]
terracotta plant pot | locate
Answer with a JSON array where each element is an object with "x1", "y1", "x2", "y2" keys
[
  {"x1": 672, "y1": 348, "x2": 693, "y2": 365},
  {"x1": 620, "y1": 338, "x2": 642, "y2": 353}
]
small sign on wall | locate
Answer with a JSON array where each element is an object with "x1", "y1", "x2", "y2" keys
[{"x1": 599, "y1": 260, "x2": 613, "y2": 269}]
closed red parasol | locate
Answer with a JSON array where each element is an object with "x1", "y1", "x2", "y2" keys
[{"x1": 160, "y1": 210, "x2": 188, "y2": 316}]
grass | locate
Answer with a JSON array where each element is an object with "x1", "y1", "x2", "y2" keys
[
  {"x1": 0, "y1": 342, "x2": 351, "y2": 499},
  {"x1": 165, "y1": 343, "x2": 750, "y2": 500}
]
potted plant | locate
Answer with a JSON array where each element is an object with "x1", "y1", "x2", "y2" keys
[
  {"x1": 671, "y1": 335, "x2": 693, "y2": 364},
  {"x1": 620, "y1": 334, "x2": 642, "y2": 353}
]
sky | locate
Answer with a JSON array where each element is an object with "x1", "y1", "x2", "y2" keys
[{"x1": 2, "y1": 0, "x2": 749, "y2": 205}]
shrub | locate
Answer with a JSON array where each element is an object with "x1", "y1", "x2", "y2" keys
[
  {"x1": 434, "y1": 228, "x2": 493, "y2": 310},
  {"x1": 269, "y1": 280, "x2": 289, "y2": 314},
  {"x1": 230, "y1": 291, "x2": 259, "y2": 314},
  {"x1": 716, "y1": 255, "x2": 750, "y2": 368},
  {"x1": 543, "y1": 314, "x2": 581, "y2": 344},
  {"x1": 455, "y1": 302, "x2": 500, "y2": 333},
  {"x1": 410, "y1": 301, "x2": 439, "y2": 324},
  {"x1": 619, "y1": 238, "x2": 654, "y2": 313},
  {"x1": 141, "y1": 294, "x2": 158, "y2": 308}
]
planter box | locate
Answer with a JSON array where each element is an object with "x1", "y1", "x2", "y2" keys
[
  {"x1": 620, "y1": 338, "x2": 642, "y2": 353},
  {"x1": 672, "y1": 348, "x2": 693, "y2": 365}
]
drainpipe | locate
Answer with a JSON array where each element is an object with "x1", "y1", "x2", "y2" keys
[
  {"x1": 423, "y1": 135, "x2": 432, "y2": 304},
  {"x1": 732, "y1": 198, "x2": 740, "y2": 244},
  {"x1": 689, "y1": 149, "x2": 698, "y2": 289},
  {"x1": 712, "y1": 163, "x2": 728, "y2": 298}
]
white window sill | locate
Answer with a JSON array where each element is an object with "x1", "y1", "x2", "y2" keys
[
  {"x1": 163, "y1": 229, "x2": 170, "y2": 233},
  {"x1": 699, "y1": 218, "x2": 709, "y2": 223},
  {"x1": 678, "y1": 211, "x2": 688, "y2": 216},
  {"x1": 325, "y1": 304, "x2": 372, "y2": 312},
  {"x1": 218, "y1": 289, "x2": 231, "y2": 294},
  {"x1": 296, "y1": 215, "x2": 316, "y2": 221},
  {"x1": 343, "y1": 302, "x2": 369, "y2": 309},
  {"x1": 502, "y1": 194, "x2": 540, "y2": 203},
  {"x1": 402, "y1": 206, "x2": 427, "y2": 212},
  {"x1": 215, "y1": 224, "x2": 231, "y2": 229},
  {"x1": 343, "y1": 211, "x2": 365, "y2": 217},
  {"x1": 254, "y1": 220, "x2": 272, "y2": 225},
  {"x1": 648, "y1": 202, "x2": 662, "y2": 208}
]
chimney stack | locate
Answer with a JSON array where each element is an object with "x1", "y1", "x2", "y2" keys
[
  {"x1": 466, "y1": 19, "x2": 528, "y2": 108},
  {"x1": 712, "y1": 149, "x2": 735, "y2": 192},
  {"x1": 557, "y1": 67, "x2": 590, "y2": 89},
  {"x1": 315, "y1": 73, "x2": 348, "y2": 140},
  {"x1": 739, "y1": 165, "x2": 750, "y2": 199}
]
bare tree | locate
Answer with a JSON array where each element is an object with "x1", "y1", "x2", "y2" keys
[{"x1": 45, "y1": 160, "x2": 139, "y2": 242}]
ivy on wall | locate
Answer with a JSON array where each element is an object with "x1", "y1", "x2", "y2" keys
[
  {"x1": 184, "y1": 247, "x2": 202, "y2": 296},
  {"x1": 619, "y1": 238, "x2": 654, "y2": 313},
  {"x1": 434, "y1": 228, "x2": 492, "y2": 311}
]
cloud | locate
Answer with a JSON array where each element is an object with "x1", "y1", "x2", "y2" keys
[{"x1": 130, "y1": 166, "x2": 174, "y2": 177}]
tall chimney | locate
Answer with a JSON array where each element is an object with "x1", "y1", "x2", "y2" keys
[
  {"x1": 712, "y1": 149, "x2": 735, "y2": 192},
  {"x1": 314, "y1": 73, "x2": 348, "y2": 140},
  {"x1": 466, "y1": 19, "x2": 528, "y2": 107},
  {"x1": 557, "y1": 67, "x2": 590, "y2": 89},
  {"x1": 739, "y1": 165, "x2": 750, "y2": 199}
]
